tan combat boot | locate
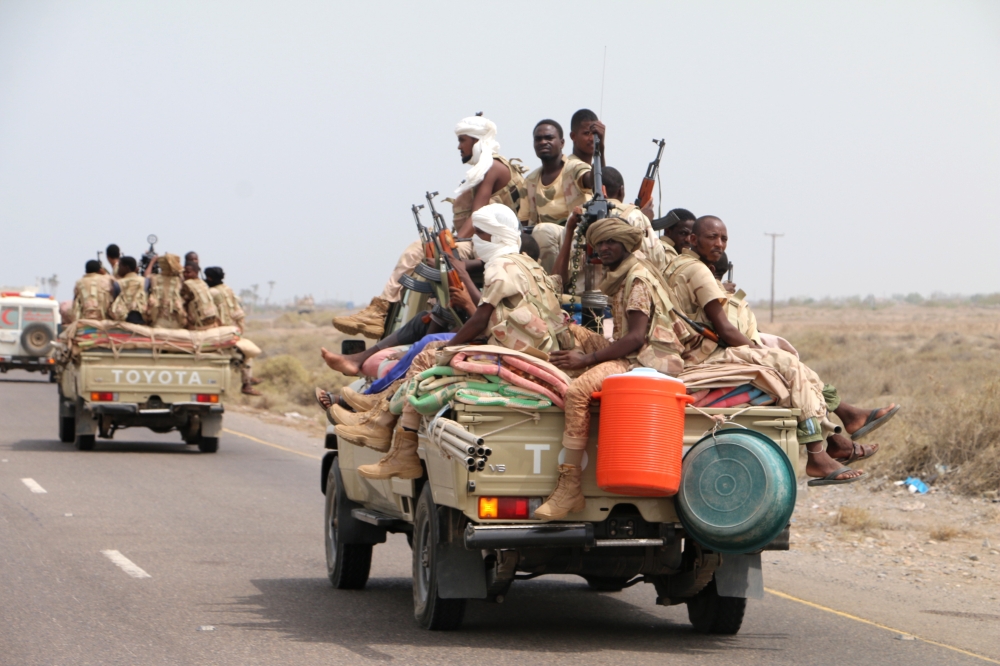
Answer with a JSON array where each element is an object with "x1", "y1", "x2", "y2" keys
[
  {"x1": 341, "y1": 385, "x2": 380, "y2": 412},
  {"x1": 331, "y1": 403, "x2": 363, "y2": 427},
  {"x1": 533, "y1": 464, "x2": 586, "y2": 520},
  {"x1": 332, "y1": 297, "x2": 390, "y2": 339},
  {"x1": 357, "y1": 430, "x2": 423, "y2": 480},
  {"x1": 334, "y1": 408, "x2": 396, "y2": 452}
]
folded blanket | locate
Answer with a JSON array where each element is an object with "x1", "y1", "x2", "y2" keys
[
  {"x1": 66, "y1": 319, "x2": 239, "y2": 355},
  {"x1": 367, "y1": 333, "x2": 454, "y2": 395}
]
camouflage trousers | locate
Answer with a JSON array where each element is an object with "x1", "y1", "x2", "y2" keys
[
  {"x1": 379, "y1": 240, "x2": 475, "y2": 302},
  {"x1": 562, "y1": 325, "x2": 626, "y2": 450}
]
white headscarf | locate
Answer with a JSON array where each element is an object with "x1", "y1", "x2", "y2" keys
[
  {"x1": 454, "y1": 115, "x2": 500, "y2": 197},
  {"x1": 471, "y1": 203, "x2": 521, "y2": 266}
]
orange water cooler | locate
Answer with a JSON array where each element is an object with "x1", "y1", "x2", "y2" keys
[{"x1": 592, "y1": 367, "x2": 693, "y2": 496}]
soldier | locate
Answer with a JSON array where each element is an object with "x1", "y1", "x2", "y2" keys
[
  {"x1": 346, "y1": 204, "x2": 568, "y2": 479},
  {"x1": 146, "y1": 254, "x2": 187, "y2": 329},
  {"x1": 204, "y1": 266, "x2": 262, "y2": 396},
  {"x1": 526, "y1": 110, "x2": 606, "y2": 273},
  {"x1": 540, "y1": 218, "x2": 685, "y2": 519},
  {"x1": 105, "y1": 244, "x2": 121, "y2": 277},
  {"x1": 333, "y1": 114, "x2": 527, "y2": 340},
  {"x1": 654, "y1": 208, "x2": 696, "y2": 272},
  {"x1": 181, "y1": 263, "x2": 220, "y2": 330},
  {"x1": 72, "y1": 260, "x2": 114, "y2": 321},
  {"x1": 109, "y1": 256, "x2": 149, "y2": 325},
  {"x1": 669, "y1": 216, "x2": 900, "y2": 486}
]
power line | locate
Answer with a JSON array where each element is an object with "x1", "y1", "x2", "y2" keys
[{"x1": 764, "y1": 233, "x2": 784, "y2": 323}]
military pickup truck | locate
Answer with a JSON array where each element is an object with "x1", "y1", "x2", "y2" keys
[
  {"x1": 322, "y1": 286, "x2": 800, "y2": 634},
  {"x1": 56, "y1": 320, "x2": 239, "y2": 452}
]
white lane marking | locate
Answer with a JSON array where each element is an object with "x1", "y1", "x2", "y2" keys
[
  {"x1": 101, "y1": 550, "x2": 152, "y2": 579},
  {"x1": 21, "y1": 478, "x2": 47, "y2": 493}
]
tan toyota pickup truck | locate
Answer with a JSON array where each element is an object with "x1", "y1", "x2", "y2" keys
[
  {"x1": 56, "y1": 320, "x2": 238, "y2": 452},
  {"x1": 321, "y1": 285, "x2": 801, "y2": 635}
]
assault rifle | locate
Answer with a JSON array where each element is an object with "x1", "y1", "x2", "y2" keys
[
  {"x1": 672, "y1": 308, "x2": 729, "y2": 348},
  {"x1": 410, "y1": 204, "x2": 464, "y2": 327},
  {"x1": 425, "y1": 191, "x2": 463, "y2": 290},
  {"x1": 577, "y1": 134, "x2": 609, "y2": 237},
  {"x1": 635, "y1": 138, "x2": 666, "y2": 211},
  {"x1": 139, "y1": 234, "x2": 159, "y2": 275}
]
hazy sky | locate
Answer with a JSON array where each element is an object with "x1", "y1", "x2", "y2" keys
[{"x1": 1, "y1": 1, "x2": 998, "y2": 304}]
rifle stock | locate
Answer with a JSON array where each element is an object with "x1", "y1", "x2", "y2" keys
[{"x1": 635, "y1": 138, "x2": 666, "y2": 210}]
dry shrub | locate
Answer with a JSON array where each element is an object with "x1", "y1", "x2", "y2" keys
[
  {"x1": 929, "y1": 525, "x2": 962, "y2": 542},
  {"x1": 868, "y1": 382, "x2": 1000, "y2": 495},
  {"x1": 836, "y1": 506, "x2": 882, "y2": 532}
]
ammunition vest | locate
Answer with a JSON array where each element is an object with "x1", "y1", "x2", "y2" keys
[
  {"x1": 209, "y1": 284, "x2": 245, "y2": 330},
  {"x1": 146, "y1": 274, "x2": 187, "y2": 329},
  {"x1": 488, "y1": 253, "x2": 572, "y2": 353},
  {"x1": 182, "y1": 279, "x2": 220, "y2": 330},
  {"x1": 450, "y1": 154, "x2": 528, "y2": 222},
  {"x1": 72, "y1": 274, "x2": 113, "y2": 322},
  {"x1": 620, "y1": 262, "x2": 685, "y2": 376},
  {"x1": 109, "y1": 274, "x2": 149, "y2": 323}
]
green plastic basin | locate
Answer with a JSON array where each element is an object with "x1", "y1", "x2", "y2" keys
[{"x1": 676, "y1": 429, "x2": 796, "y2": 554}]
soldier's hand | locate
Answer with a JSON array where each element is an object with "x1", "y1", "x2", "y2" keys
[
  {"x1": 640, "y1": 202, "x2": 654, "y2": 221},
  {"x1": 592, "y1": 120, "x2": 607, "y2": 149},
  {"x1": 550, "y1": 349, "x2": 589, "y2": 371},
  {"x1": 449, "y1": 284, "x2": 476, "y2": 316},
  {"x1": 566, "y1": 208, "x2": 583, "y2": 233}
]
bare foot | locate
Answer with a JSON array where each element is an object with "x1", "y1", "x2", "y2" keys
[
  {"x1": 320, "y1": 347, "x2": 361, "y2": 376},
  {"x1": 315, "y1": 388, "x2": 333, "y2": 409},
  {"x1": 825, "y1": 434, "x2": 879, "y2": 463},
  {"x1": 837, "y1": 403, "x2": 897, "y2": 435},
  {"x1": 804, "y1": 447, "x2": 864, "y2": 481}
]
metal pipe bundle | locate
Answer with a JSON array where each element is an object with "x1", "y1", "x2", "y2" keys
[{"x1": 427, "y1": 416, "x2": 492, "y2": 472}]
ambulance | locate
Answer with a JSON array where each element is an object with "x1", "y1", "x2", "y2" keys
[{"x1": 0, "y1": 290, "x2": 60, "y2": 381}]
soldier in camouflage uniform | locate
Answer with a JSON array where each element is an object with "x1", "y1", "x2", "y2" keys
[
  {"x1": 333, "y1": 114, "x2": 527, "y2": 340},
  {"x1": 205, "y1": 266, "x2": 262, "y2": 396},
  {"x1": 72, "y1": 260, "x2": 114, "y2": 321},
  {"x1": 653, "y1": 208, "x2": 696, "y2": 273},
  {"x1": 540, "y1": 218, "x2": 685, "y2": 519},
  {"x1": 146, "y1": 254, "x2": 187, "y2": 329},
  {"x1": 181, "y1": 264, "x2": 220, "y2": 330},
  {"x1": 109, "y1": 256, "x2": 149, "y2": 325}
]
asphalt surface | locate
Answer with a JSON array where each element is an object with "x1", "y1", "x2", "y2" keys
[{"x1": 1, "y1": 375, "x2": 995, "y2": 665}]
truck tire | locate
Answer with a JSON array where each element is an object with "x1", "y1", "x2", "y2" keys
[
  {"x1": 21, "y1": 323, "x2": 54, "y2": 356},
  {"x1": 324, "y1": 458, "x2": 372, "y2": 589},
  {"x1": 198, "y1": 437, "x2": 219, "y2": 453},
  {"x1": 584, "y1": 576, "x2": 629, "y2": 592},
  {"x1": 75, "y1": 434, "x2": 96, "y2": 451},
  {"x1": 59, "y1": 413, "x2": 75, "y2": 443},
  {"x1": 412, "y1": 484, "x2": 465, "y2": 631},
  {"x1": 686, "y1": 578, "x2": 746, "y2": 635},
  {"x1": 49, "y1": 370, "x2": 57, "y2": 383}
]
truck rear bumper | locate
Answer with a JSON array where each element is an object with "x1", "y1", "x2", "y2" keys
[
  {"x1": 85, "y1": 403, "x2": 224, "y2": 416},
  {"x1": 465, "y1": 523, "x2": 596, "y2": 549}
]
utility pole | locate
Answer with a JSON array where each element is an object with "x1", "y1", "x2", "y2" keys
[{"x1": 764, "y1": 233, "x2": 784, "y2": 323}]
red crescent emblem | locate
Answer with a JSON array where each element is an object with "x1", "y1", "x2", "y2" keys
[{"x1": 1, "y1": 309, "x2": 14, "y2": 326}]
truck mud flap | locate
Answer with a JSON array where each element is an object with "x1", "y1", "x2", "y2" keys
[
  {"x1": 714, "y1": 552, "x2": 764, "y2": 599},
  {"x1": 437, "y1": 543, "x2": 487, "y2": 599}
]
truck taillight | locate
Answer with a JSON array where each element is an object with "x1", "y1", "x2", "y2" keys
[
  {"x1": 90, "y1": 392, "x2": 116, "y2": 401},
  {"x1": 194, "y1": 394, "x2": 219, "y2": 403},
  {"x1": 478, "y1": 497, "x2": 542, "y2": 520}
]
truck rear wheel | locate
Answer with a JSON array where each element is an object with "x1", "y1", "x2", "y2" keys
[
  {"x1": 59, "y1": 411, "x2": 75, "y2": 443},
  {"x1": 412, "y1": 485, "x2": 465, "y2": 631},
  {"x1": 75, "y1": 434, "x2": 96, "y2": 451},
  {"x1": 686, "y1": 578, "x2": 746, "y2": 635},
  {"x1": 324, "y1": 457, "x2": 372, "y2": 589},
  {"x1": 198, "y1": 437, "x2": 219, "y2": 453}
]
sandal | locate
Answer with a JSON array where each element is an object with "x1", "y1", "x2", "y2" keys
[
  {"x1": 851, "y1": 405, "x2": 900, "y2": 440},
  {"x1": 808, "y1": 467, "x2": 867, "y2": 487},
  {"x1": 834, "y1": 441, "x2": 879, "y2": 465},
  {"x1": 314, "y1": 387, "x2": 334, "y2": 409}
]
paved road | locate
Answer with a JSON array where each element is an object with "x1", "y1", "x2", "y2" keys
[{"x1": 1, "y1": 376, "x2": 994, "y2": 665}]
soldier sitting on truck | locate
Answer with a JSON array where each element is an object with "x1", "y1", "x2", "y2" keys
[
  {"x1": 540, "y1": 217, "x2": 686, "y2": 519},
  {"x1": 332, "y1": 114, "x2": 526, "y2": 341},
  {"x1": 670, "y1": 216, "x2": 900, "y2": 486},
  {"x1": 72, "y1": 259, "x2": 114, "y2": 321},
  {"x1": 181, "y1": 263, "x2": 221, "y2": 330},
  {"x1": 109, "y1": 256, "x2": 149, "y2": 325},
  {"x1": 656, "y1": 207, "x2": 696, "y2": 271},
  {"x1": 146, "y1": 253, "x2": 187, "y2": 329},
  {"x1": 338, "y1": 204, "x2": 567, "y2": 480},
  {"x1": 204, "y1": 266, "x2": 263, "y2": 396}
]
